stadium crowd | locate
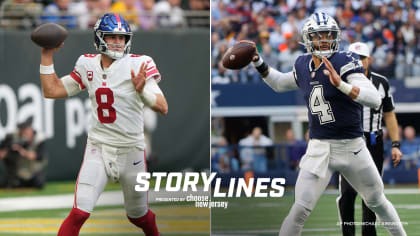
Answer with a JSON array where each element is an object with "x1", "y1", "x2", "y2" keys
[
  {"x1": 212, "y1": 0, "x2": 420, "y2": 83},
  {"x1": 0, "y1": 0, "x2": 209, "y2": 29}
]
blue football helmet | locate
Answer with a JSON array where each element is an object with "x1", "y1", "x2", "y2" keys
[{"x1": 94, "y1": 13, "x2": 133, "y2": 59}]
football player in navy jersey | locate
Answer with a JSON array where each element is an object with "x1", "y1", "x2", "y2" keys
[{"x1": 248, "y1": 12, "x2": 406, "y2": 236}]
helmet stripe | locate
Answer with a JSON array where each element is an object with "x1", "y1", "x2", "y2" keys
[
  {"x1": 114, "y1": 13, "x2": 122, "y2": 31},
  {"x1": 315, "y1": 13, "x2": 320, "y2": 25}
]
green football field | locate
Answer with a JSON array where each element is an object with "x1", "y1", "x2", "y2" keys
[
  {"x1": 211, "y1": 187, "x2": 420, "y2": 236},
  {"x1": 1, "y1": 183, "x2": 419, "y2": 236},
  {"x1": 0, "y1": 181, "x2": 210, "y2": 236}
]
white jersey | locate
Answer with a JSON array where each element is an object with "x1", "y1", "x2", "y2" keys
[{"x1": 62, "y1": 53, "x2": 162, "y2": 149}]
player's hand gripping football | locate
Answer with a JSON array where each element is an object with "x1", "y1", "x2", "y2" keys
[
  {"x1": 240, "y1": 40, "x2": 259, "y2": 62},
  {"x1": 40, "y1": 42, "x2": 64, "y2": 65},
  {"x1": 391, "y1": 147, "x2": 402, "y2": 167},
  {"x1": 41, "y1": 42, "x2": 64, "y2": 55},
  {"x1": 322, "y1": 57, "x2": 342, "y2": 87},
  {"x1": 131, "y1": 62, "x2": 147, "y2": 93}
]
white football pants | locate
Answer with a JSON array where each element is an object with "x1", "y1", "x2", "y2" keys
[
  {"x1": 74, "y1": 139, "x2": 149, "y2": 218},
  {"x1": 279, "y1": 137, "x2": 406, "y2": 236}
]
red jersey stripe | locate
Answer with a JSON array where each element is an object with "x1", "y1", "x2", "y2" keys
[
  {"x1": 146, "y1": 69, "x2": 159, "y2": 77},
  {"x1": 70, "y1": 71, "x2": 85, "y2": 89}
]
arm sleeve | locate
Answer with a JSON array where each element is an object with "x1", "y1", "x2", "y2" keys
[
  {"x1": 262, "y1": 67, "x2": 299, "y2": 92},
  {"x1": 347, "y1": 73, "x2": 381, "y2": 109},
  {"x1": 144, "y1": 78, "x2": 163, "y2": 95},
  {"x1": 61, "y1": 75, "x2": 83, "y2": 96}
]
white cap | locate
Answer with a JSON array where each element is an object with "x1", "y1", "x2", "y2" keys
[{"x1": 348, "y1": 42, "x2": 370, "y2": 57}]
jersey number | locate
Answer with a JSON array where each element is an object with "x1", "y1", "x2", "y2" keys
[
  {"x1": 95, "y1": 88, "x2": 116, "y2": 123},
  {"x1": 309, "y1": 85, "x2": 335, "y2": 124}
]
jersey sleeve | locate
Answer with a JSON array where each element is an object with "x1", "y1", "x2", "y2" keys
[
  {"x1": 61, "y1": 75, "x2": 82, "y2": 96},
  {"x1": 69, "y1": 56, "x2": 87, "y2": 90},
  {"x1": 133, "y1": 55, "x2": 161, "y2": 83},
  {"x1": 339, "y1": 52, "x2": 364, "y2": 82},
  {"x1": 145, "y1": 57, "x2": 161, "y2": 82},
  {"x1": 61, "y1": 55, "x2": 86, "y2": 96},
  {"x1": 382, "y1": 78, "x2": 395, "y2": 112},
  {"x1": 292, "y1": 65, "x2": 299, "y2": 87}
]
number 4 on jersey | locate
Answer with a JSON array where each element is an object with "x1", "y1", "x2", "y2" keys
[{"x1": 309, "y1": 85, "x2": 335, "y2": 124}]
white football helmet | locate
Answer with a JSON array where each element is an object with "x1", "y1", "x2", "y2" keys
[{"x1": 302, "y1": 12, "x2": 340, "y2": 58}]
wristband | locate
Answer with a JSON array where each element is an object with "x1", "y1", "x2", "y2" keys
[
  {"x1": 392, "y1": 141, "x2": 400, "y2": 149},
  {"x1": 40, "y1": 64, "x2": 55, "y2": 74},
  {"x1": 252, "y1": 56, "x2": 264, "y2": 67},
  {"x1": 140, "y1": 89, "x2": 157, "y2": 107},
  {"x1": 337, "y1": 81, "x2": 352, "y2": 95}
]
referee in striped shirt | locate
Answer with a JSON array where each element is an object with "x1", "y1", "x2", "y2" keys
[{"x1": 337, "y1": 42, "x2": 403, "y2": 236}]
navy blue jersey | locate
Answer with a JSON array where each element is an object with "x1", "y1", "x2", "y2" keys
[{"x1": 294, "y1": 51, "x2": 365, "y2": 139}]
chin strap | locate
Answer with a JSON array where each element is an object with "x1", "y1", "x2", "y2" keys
[{"x1": 106, "y1": 50, "x2": 124, "y2": 59}]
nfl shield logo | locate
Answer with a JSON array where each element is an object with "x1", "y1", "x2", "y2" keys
[{"x1": 87, "y1": 71, "x2": 93, "y2": 81}]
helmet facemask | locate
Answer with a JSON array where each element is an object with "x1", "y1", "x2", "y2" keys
[
  {"x1": 95, "y1": 31, "x2": 133, "y2": 59},
  {"x1": 305, "y1": 30, "x2": 340, "y2": 58}
]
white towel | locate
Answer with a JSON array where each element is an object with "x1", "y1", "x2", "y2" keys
[{"x1": 102, "y1": 145, "x2": 119, "y2": 183}]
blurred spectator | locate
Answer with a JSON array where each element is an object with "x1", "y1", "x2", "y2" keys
[
  {"x1": 211, "y1": 0, "x2": 227, "y2": 28},
  {"x1": 314, "y1": 0, "x2": 336, "y2": 17},
  {"x1": 268, "y1": 24, "x2": 285, "y2": 50},
  {"x1": 285, "y1": 128, "x2": 307, "y2": 170},
  {"x1": 277, "y1": 36, "x2": 303, "y2": 72},
  {"x1": 187, "y1": 0, "x2": 209, "y2": 27},
  {"x1": 260, "y1": 42, "x2": 278, "y2": 70},
  {"x1": 138, "y1": 0, "x2": 157, "y2": 29},
  {"x1": 225, "y1": 0, "x2": 252, "y2": 33},
  {"x1": 0, "y1": 118, "x2": 47, "y2": 189},
  {"x1": 400, "y1": 126, "x2": 420, "y2": 169},
  {"x1": 371, "y1": 32, "x2": 395, "y2": 78},
  {"x1": 394, "y1": 28, "x2": 408, "y2": 79},
  {"x1": 212, "y1": 41, "x2": 235, "y2": 84},
  {"x1": 212, "y1": 136, "x2": 239, "y2": 173},
  {"x1": 153, "y1": 0, "x2": 186, "y2": 27},
  {"x1": 280, "y1": 13, "x2": 298, "y2": 37},
  {"x1": 41, "y1": 0, "x2": 88, "y2": 29},
  {"x1": 83, "y1": 0, "x2": 101, "y2": 28},
  {"x1": 295, "y1": 7, "x2": 308, "y2": 30},
  {"x1": 238, "y1": 127, "x2": 273, "y2": 173},
  {"x1": 94, "y1": 0, "x2": 112, "y2": 18},
  {"x1": 111, "y1": 0, "x2": 141, "y2": 29},
  {"x1": 0, "y1": 0, "x2": 42, "y2": 29},
  {"x1": 189, "y1": 0, "x2": 208, "y2": 10}
]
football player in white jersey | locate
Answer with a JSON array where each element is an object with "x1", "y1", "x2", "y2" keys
[{"x1": 38, "y1": 13, "x2": 166, "y2": 236}]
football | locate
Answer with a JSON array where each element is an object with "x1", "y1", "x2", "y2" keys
[
  {"x1": 31, "y1": 23, "x2": 68, "y2": 49},
  {"x1": 222, "y1": 41, "x2": 256, "y2": 70}
]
